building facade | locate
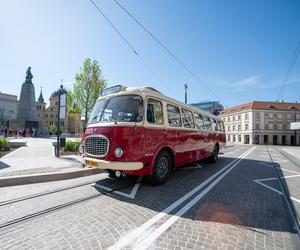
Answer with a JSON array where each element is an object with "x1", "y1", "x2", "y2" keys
[
  {"x1": 219, "y1": 101, "x2": 300, "y2": 145},
  {"x1": 190, "y1": 100, "x2": 224, "y2": 115},
  {"x1": 0, "y1": 92, "x2": 18, "y2": 127},
  {"x1": 36, "y1": 90, "x2": 81, "y2": 135}
]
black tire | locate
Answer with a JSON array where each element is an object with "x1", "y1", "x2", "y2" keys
[
  {"x1": 147, "y1": 151, "x2": 172, "y2": 185},
  {"x1": 208, "y1": 144, "x2": 219, "y2": 163}
]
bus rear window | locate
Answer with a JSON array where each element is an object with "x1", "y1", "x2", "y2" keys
[{"x1": 167, "y1": 104, "x2": 182, "y2": 127}]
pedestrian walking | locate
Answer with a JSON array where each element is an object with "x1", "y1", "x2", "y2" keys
[
  {"x1": 25, "y1": 128, "x2": 30, "y2": 137},
  {"x1": 4, "y1": 127, "x2": 8, "y2": 138}
]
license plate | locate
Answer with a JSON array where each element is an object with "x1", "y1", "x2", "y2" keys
[{"x1": 85, "y1": 160, "x2": 97, "y2": 167}]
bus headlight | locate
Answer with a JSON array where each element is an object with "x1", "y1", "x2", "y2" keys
[
  {"x1": 79, "y1": 145, "x2": 84, "y2": 154},
  {"x1": 114, "y1": 147, "x2": 123, "y2": 157}
]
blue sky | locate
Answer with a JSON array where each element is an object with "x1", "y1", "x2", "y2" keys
[{"x1": 1, "y1": 0, "x2": 300, "y2": 107}]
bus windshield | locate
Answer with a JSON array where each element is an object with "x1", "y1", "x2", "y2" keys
[{"x1": 88, "y1": 95, "x2": 144, "y2": 124}]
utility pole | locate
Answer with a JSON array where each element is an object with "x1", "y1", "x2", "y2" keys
[{"x1": 184, "y1": 84, "x2": 188, "y2": 104}]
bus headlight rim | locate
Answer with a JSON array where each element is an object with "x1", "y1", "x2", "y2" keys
[{"x1": 114, "y1": 147, "x2": 123, "y2": 157}]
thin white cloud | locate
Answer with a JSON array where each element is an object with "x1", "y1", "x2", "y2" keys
[{"x1": 219, "y1": 75, "x2": 259, "y2": 92}]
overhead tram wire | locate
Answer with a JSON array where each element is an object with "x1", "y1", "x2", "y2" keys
[
  {"x1": 112, "y1": 0, "x2": 227, "y2": 107},
  {"x1": 276, "y1": 39, "x2": 300, "y2": 102},
  {"x1": 89, "y1": 0, "x2": 163, "y2": 85}
]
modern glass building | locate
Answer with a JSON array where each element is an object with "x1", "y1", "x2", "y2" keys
[{"x1": 190, "y1": 100, "x2": 224, "y2": 115}]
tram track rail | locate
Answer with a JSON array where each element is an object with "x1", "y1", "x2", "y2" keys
[
  {"x1": 0, "y1": 180, "x2": 98, "y2": 207},
  {"x1": 0, "y1": 181, "x2": 137, "y2": 229},
  {"x1": 266, "y1": 146, "x2": 300, "y2": 243}
]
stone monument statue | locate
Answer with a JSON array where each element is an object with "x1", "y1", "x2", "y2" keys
[{"x1": 10, "y1": 67, "x2": 39, "y2": 129}]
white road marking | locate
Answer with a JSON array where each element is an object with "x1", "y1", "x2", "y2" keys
[
  {"x1": 258, "y1": 162, "x2": 300, "y2": 175},
  {"x1": 254, "y1": 180, "x2": 300, "y2": 204},
  {"x1": 109, "y1": 146, "x2": 256, "y2": 250},
  {"x1": 255, "y1": 175, "x2": 300, "y2": 182},
  {"x1": 93, "y1": 176, "x2": 142, "y2": 200},
  {"x1": 133, "y1": 147, "x2": 256, "y2": 250}
]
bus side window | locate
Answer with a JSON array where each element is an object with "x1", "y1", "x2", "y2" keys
[
  {"x1": 167, "y1": 104, "x2": 182, "y2": 127},
  {"x1": 194, "y1": 113, "x2": 204, "y2": 130},
  {"x1": 181, "y1": 109, "x2": 195, "y2": 128},
  {"x1": 147, "y1": 98, "x2": 163, "y2": 125},
  {"x1": 211, "y1": 119, "x2": 218, "y2": 131},
  {"x1": 203, "y1": 116, "x2": 211, "y2": 130},
  {"x1": 221, "y1": 121, "x2": 225, "y2": 132}
]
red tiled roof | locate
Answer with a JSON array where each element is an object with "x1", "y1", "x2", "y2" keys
[{"x1": 219, "y1": 101, "x2": 300, "y2": 115}]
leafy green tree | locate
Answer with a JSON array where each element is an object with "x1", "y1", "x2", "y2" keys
[
  {"x1": 73, "y1": 58, "x2": 107, "y2": 127},
  {"x1": 66, "y1": 90, "x2": 81, "y2": 118}
]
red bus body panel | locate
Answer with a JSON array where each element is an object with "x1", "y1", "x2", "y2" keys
[{"x1": 82, "y1": 125, "x2": 226, "y2": 176}]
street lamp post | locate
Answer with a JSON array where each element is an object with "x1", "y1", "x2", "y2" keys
[
  {"x1": 295, "y1": 108, "x2": 297, "y2": 146},
  {"x1": 56, "y1": 84, "x2": 64, "y2": 157},
  {"x1": 184, "y1": 84, "x2": 188, "y2": 104}
]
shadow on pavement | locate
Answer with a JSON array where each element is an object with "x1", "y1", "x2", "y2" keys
[{"x1": 92, "y1": 153, "x2": 299, "y2": 236}]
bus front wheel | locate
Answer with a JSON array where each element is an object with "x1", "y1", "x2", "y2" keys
[{"x1": 147, "y1": 151, "x2": 171, "y2": 185}]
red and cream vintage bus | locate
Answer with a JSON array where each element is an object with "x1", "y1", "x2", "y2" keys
[{"x1": 79, "y1": 85, "x2": 225, "y2": 185}]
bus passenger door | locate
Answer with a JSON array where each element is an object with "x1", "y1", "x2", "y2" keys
[{"x1": 144, "y1": 98, "x2": 165, "y2": 163}]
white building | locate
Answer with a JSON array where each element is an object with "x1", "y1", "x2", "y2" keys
[
  {"x1": 219, "y1": 101, "x2": 300, "y2": 145},
  {"x1": 0, "y1": 91, "x2": 18, "y2": 127}
]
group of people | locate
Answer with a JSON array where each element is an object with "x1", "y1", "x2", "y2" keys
[{"x1": 1, "y1": 127, "x2": 38, "y2": 138}]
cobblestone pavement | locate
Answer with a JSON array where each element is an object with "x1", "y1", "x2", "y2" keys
[
  {"x1": 0, "y1": 146, "x2": 300, "y2": 249},
  {"x1": 0, "y1": 138, "x2": 81, "y2": 177}
]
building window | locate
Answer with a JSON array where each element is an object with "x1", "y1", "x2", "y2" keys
[
  {"x1": 274, "y1": 124, "x2": 278, "y2": 130},
  {"x1": 50, "y1": 121, "x2": 53, "y2": 125},
  {"x1": 233, "y1": 125, "x2": 235, "y2": 131},
  {"x1": 245, "y1": 124, "x2": 249, "y2": 130},
  {"x1": 238, "y1": 115, "x2": 241, "y2": 121},
  {"x1": 238, "y1": 125, "x2": 241, "y2": 131},
  {"x1": 273, "y1": 114, "x2": 277, "y2": 119},
  {"x1": 227, "y1": 117, "x2": 230, "y2": 122},
  {"x1": 233, "y1": 116, "x2": 236, "y2": 121},
  {"x1": 238, "y1": 135, "x2": 241, "y2": 142},
  {"x1": 61, "y1": 121, "x2": 64, "y2": 127},
  {"x1": 227, "y1": 135, "x2": 230, "y2": 141},
  {"x1": 283, "y1": 124, "x2": 287, "y2": 130},
  {"x1": 245, "y1": 113, "x2": 249, "y2": 120},
  {"x1": 256, "y1": 124, "x2": 259, "y2": 129},
  {"x1": 227, "y1": 126, "x2": 230, "y2": 131},
  {"x1": 265, "y1": 124, "x2": 269, "y2": 129},
  {"x1": 233, "y1": 135, "x2": 236, "y2": 142},
  {"x1": 256, "y1": 113, "x2": 260, "y2": 120},
  {"x1": 265, "y1": 114, "x2": 269, "y2": 119}
]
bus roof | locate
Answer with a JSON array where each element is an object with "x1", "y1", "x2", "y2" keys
[{"x1": 98, "y1": 86, "x2": 222, "y2": 121}]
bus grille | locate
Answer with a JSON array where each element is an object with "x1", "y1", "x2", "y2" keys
[{"x1": 85, "y1": 136, "x2": 109, "y2": 157}]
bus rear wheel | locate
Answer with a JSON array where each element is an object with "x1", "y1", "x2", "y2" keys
[
  {"x1": 147, "y1": 151, "x2": 171, "y2": 185},
  {"x1": 208, "y1": 144, "x2": 219, "y2": 163}
]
